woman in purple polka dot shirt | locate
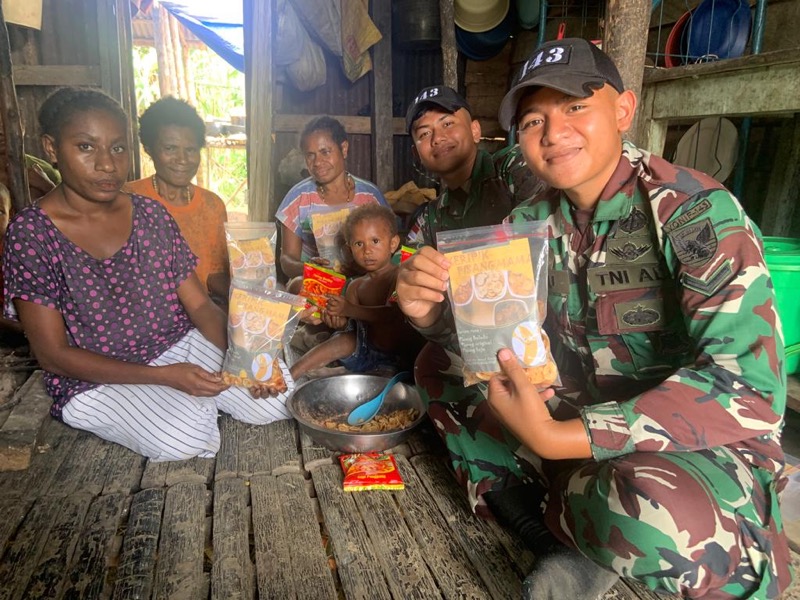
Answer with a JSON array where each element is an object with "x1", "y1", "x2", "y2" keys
[{"x1": 1, "y1": 87, "x2": 294, "y2": 461}]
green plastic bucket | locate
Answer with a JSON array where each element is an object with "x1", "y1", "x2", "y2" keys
[
  {"x1": 786, "y1": 343, "x2": 800, "y2": 375},
  {"x1": 763, "y1": 237, "x2": 800, "y2": 348}
]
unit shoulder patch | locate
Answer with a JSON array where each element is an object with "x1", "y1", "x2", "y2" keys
[
  {"x1": 668, "y1": 218, "x2": 717, "y2": 268},
  {"x1": 663, "y1": 198, "x2": 712, "y2": 234}
]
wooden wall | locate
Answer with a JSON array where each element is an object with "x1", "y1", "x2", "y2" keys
[
  {"x1": 269, "y1": 38, "x2": 444, "y2": 215},
  {"x1": 4, "y1": 0, "x2": 798, "y2": 236},
  {"x1": 6, "y1": 0, "x2": 135, "y2": 176}
]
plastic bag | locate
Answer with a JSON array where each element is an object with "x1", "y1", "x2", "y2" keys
[
  {"x1": 339, "y1": 453, "x2": 404, "y2": 491},
  {"x1": 309, "y1": 204, "x2": 351, "y2": 272},
  {"x1": 300, "y1": 263, "x2": 346, "y2": 319},
  {"x1": 436, "y1": 222, "x2": 559, "y2": 388},
  {"x1": 275, "y1": 0, "x2": 307, "y2": 66},
  {"x1": 222, "y1": 285, "x2": 306, "y2": 393},
  {"x1": 287, "y1": 36, "x2": 327, "y2": 92},
  {"x1": 225, "y1": 222, "x2": 278, "y2": 291}
]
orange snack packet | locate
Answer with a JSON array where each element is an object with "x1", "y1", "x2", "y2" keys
[
  {"x1": 339, "y1": 453, "x2": 405, "y2": 492},
  {"x1": 300, "y1": 263, "x2": 347, "y2": 318}
]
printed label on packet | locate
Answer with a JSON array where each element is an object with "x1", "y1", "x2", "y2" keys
[
  {"x1": 446, "y1": 238, "x2": 547, "y2": 373},
  {"x1": 300, "y1": 263, "x2": 347, "y2": 318},
  {"x1": 339, "y1": 453, "x2": 405, "y2": 491},
  {"x1": 223, "y1": 288, "x2": 302, "y2": 391}
]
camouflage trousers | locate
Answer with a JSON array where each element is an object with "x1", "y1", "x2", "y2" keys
[{"x1": 415, "y1": 342, "x2": 792, "y2": 599}]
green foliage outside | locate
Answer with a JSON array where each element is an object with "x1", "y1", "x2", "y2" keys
[{"x1": 132, "y1": 45, "x2": 249, "y2": 216}]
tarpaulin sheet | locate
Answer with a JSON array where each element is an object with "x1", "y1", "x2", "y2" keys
[{"x1": 160, "y1": 0, "x2": 244, "y2": 72}]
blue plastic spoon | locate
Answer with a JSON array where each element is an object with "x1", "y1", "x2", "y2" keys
[{"x1": 347, "y1": 372, "x2": 411, "y2": 426}]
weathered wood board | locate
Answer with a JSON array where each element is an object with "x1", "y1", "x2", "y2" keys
[{"x1": 0, "y1": 372, "x2": 51, "y2": 471}]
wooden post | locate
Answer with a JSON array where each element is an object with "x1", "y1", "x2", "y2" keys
[
  {"x1": 109, "y1": 0, "x2": 140, "y2": 179},
  {"x1": 0, "y1": 3, "x2": 29, "y2": 213},
  {"x1": 153, "y1": 3, "x2": 176, "y2": 96},
  {"x1": 603, "y1": 0, "x2": 650, "y2": 143},
  {"x1": 170, "y1": 15, "x2": 189, "y2": 100},
  {"x1": 245, "y1": 0, "x2": 274, "y2": 221},
  {"x1": 439, "y1": 0, "x2": 457, "y2": 89},
  {"x1": 371, "y1": 0, "x2": 393, "y2": 193}
]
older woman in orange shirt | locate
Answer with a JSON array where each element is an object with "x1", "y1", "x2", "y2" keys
[{"x1": 125, "y1": 97, "x2": 228, "y2": 299}]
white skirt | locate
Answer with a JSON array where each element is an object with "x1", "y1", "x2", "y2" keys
[{"x1": 62, "y1": 328, "x2": 294, "y2": 461}]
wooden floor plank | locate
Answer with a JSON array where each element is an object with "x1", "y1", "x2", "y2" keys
[
  {"x1": 215, "y1": 415, "x2": 239, "y2": 480},
  {"x1": 140, "y1": 460, "x2": 170, "y2": 490},
  {"x1": 5, "y1": 494, "x2": 89, "y2": 600},
  {"x1": 781, "y1": 549, "x2": 800, "y2": 599},
  {"x1": 48, "y1": 431, "x2": 112, "y2": 498},
  {"x1": 152, "y1": 482, "x2": 206, "y2": 600},
  {"x1": 0, "y1": 496, "x2": 32, "y2": 564},
  {"x1": 59, "y1": 493, "x2": 129, "y2": 599},
  {"x1": 394, "y1": 455, "x2": 493, "y2": 599},
  {"x1": 236, "y1": 422, "x2": 272, "y2": 478},
  {"x1": 166, "y1": 456, "x2": 215, "y2": 487},
  {"x1": 251, "y1": 473, "x2": 337, "y2": 600},
  {"x1": 112, "y1": 488, "x2": 166, "y2": 600},
  {"x1": 410, "y1": 454, "x2": 524, "y2": 599},
  {"x1": 404, "y1": 420, "x2": 442, "y2": 458},
  {"x1": 351, "y1": 486, "x2": 442, "y2": 598},
  {"x1": 101, "y1": 442, "x2": 146, "y2": 496},
  {"x1": 0, "y1": 372, "x2": 51, "y2": 471},
  {"x1": 0, "y1": 418, "x2": 77, "y2": 499},
  {"x1": 0, "y1": 407, "x2": 10, "y2": 430},
  {"x1": 210, "y1": 478, "x2": 254, "y2": 600},
  {"x1": 312, "y1": 465, "x2": 392, "y2": 600},
  {"x1": 299, "y1": 430, "x2": 335, "y2": 471},
  {"x1": 267, "y1": 419, "x2": 300, "y2": 474},
  {"x1": 0, "y1": 497, "x2": 55, "y2": 600},
  {"x1": 250, "y1": 474, "x2": 294, "y2": 599}
]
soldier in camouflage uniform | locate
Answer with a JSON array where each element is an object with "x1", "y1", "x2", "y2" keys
[
  {"x1": 403, "y1": 85, "x2": 550, "y2": 518},
  {"x1": 397, "y1": 39, "x2": 791, "y2": 599},
  {"x1": 404, "y1": 85, "x2": 546, "y2": 250}
]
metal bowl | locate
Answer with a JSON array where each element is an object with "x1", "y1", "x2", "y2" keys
[{"x1": 288, "y1": 374, "x2": 425, "y2": 453}]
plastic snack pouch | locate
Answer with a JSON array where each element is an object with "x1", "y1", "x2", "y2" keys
[
  {"x1": 309, "y1": 204, "x2": 352, "y2": 273},
  {"x1": 339, "y1": 453, "x2": 405, "y2": 491},
  {"x1": 436, "y1": 222, "x2": 559, "y2": 389},
  {"x1": 222, "y1": 285, "x2": 306, "y2": 393},
  {"x1": 399, "y1": 245, "x2": 416, "y2": 263},
  {"x1": 225, "y1": 222, "x2": 278, "y2": 291},
  {"x1": 300, "y1": 263, "x2": 347, "y2": 319}
]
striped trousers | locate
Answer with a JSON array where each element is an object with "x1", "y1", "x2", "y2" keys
[{"x1": 62, "y1": 328, "x2": 294, "y2": 461}]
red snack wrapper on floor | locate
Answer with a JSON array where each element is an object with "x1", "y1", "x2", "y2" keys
[
  {"x1": 339, "y1": 452, "x2": 405, "y2": 491},
  {"x1": 300, "y1": 263, "x2": 346, "y2": 318}
]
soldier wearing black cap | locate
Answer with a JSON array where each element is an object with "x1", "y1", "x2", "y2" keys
[
  {"x1": 398, "y1": 39, "x2": 790, "y2": 599},
  {"x1": 404, "y1": 85, "x2": 544, "y2": 249}
]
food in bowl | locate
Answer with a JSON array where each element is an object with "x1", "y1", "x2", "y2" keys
[
  {"x1": 322, "y1": 408, "x2": 420, "y2": 433},
  {"x1": 289, "y1": 374, "x2": 426, "y2": 453}
]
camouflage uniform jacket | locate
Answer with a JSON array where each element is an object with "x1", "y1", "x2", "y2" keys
[
  {"x1": 510, "y1": 141, "x2": 786, "y2": 475},
  {"x1": 406, "y1": 146, "x2": 545, "y2": 250}
]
